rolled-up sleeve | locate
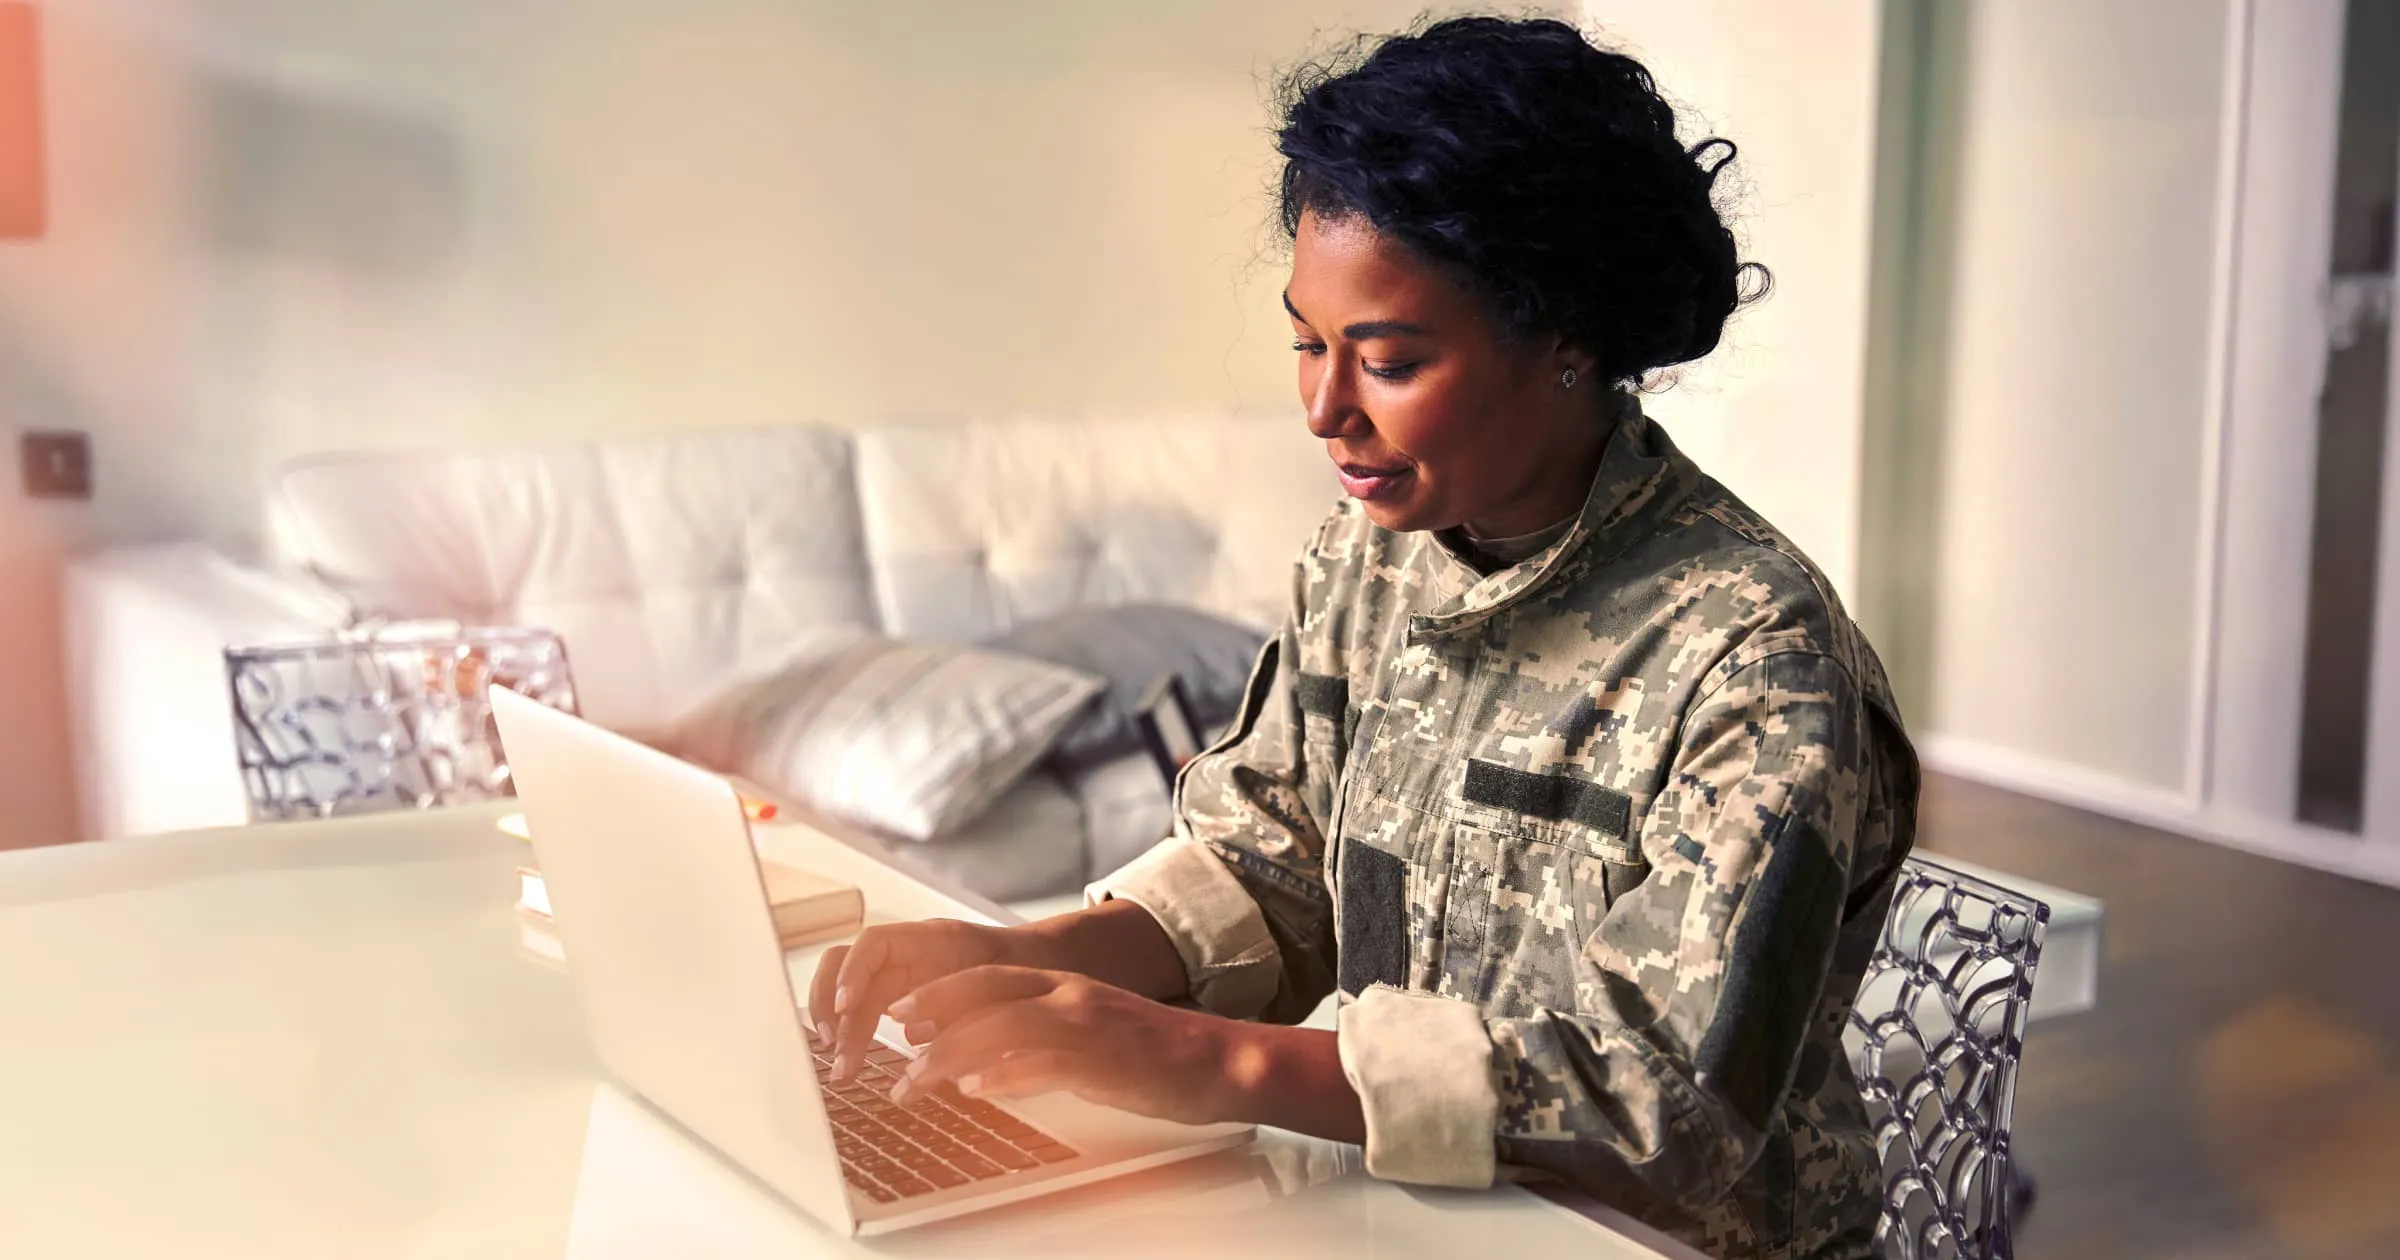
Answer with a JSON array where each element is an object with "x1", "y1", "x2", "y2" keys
[
  {"x1": 1086, "y1": 548, "x2": 1341, "y2": 1026},
  {"x1": 1337, "y1": 985, "x2": 1500, "y2": 1187},
  {"x1": 1084, "y1": 832, "x2": 1281, "y2": 1015}
]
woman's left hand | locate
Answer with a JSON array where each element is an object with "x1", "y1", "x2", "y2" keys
[{"x1": 883, "y1": 966, "x2": 1247, "y2": 1126}]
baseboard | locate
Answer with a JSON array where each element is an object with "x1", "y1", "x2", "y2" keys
[{"x1": 1918, "y1": 733, "x2": 2400, "y2": 892}]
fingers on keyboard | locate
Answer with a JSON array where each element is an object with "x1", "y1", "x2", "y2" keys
[{"x1": 818, "y1": 1049, "x2": 1082, "y2": 1202}]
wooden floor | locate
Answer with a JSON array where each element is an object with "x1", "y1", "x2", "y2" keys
[{"x1": 1921, "y1": 774, "x2": 2400, "y2": 1260}]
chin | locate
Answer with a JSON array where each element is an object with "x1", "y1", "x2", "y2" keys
[{"x1": 1356, "y1": 497, "x2": 1443, "y2": 534}]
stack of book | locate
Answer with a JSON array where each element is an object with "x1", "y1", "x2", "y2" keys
[{"x1": 502, "y1": 810, "x2": 864, "y2": 967}]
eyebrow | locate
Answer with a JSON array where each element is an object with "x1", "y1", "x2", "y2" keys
[{"x1": 1283, "y1": 291, "x2": 1432, "y2": 341}]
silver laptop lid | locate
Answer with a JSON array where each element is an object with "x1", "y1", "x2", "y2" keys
[{"x1": 488, "y1": 687, "x2": 855, "y2": 1234}]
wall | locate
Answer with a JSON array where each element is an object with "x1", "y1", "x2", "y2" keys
[
  {"x1": 1585, "y1": 0, "x2": 2234, "y2": 799},
  {"x1": 3, "y1": 0, "x2": 1893, "y2": 577},
  {"x1": 1581, "y1": 0, "x2": 1884, "y2": 604},
  {"x1": 1, "y1": 0, "x2": 2321, "y2": 865},
  {"x1": 1872, "y1": 0, "x2": 2236, "y2": 792},
  {"x1": 3, "y1": 0, "x2": 1892, "y2": 843},
  {"x1": 0, "y1": 0, "x2": 1500, "y2": 841},
  {"x1": 1, "y1": 0, "x2": 1498, "y2": 549},
  {"x1": 1870, "y1": 0, "x2": 2400, "y2": 888},
  {"x1": 0, "y1": 492, "x2": 74, "y2": 848}
]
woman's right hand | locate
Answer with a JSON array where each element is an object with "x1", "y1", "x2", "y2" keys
[{"x1": 807, "y1": 918, "x2": 1038, "y2": 1079}]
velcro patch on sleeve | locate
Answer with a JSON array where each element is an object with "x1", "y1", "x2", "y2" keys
[{"x1": 1336, "y1": 841, "x2": 1408, "y2": 996}]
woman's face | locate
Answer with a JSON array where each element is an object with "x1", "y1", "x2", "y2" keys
[{"x1": 1285, "y1": 210, "x2": 1608, "y2": 537}]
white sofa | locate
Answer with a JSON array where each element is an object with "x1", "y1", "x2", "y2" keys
[{"x1": 68, "y1": 415, "x2": 1335, "y2": 900}]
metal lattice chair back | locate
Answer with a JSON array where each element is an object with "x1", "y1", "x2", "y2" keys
[
  {"x1": 227, "y1": 626, "x2": 578, "y2": 821},
  {"x1": 1843, "y1": 856, "x2": 2048, "y2": 1260}
]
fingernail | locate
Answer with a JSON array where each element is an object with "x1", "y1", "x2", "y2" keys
[
  {"x1": 888, "y1": 996, "x2": 917, "y2": 1021},
  {"x1": 957, "y1": 1073, "x2": 984, "y2": 1097},
  {"x1": 834, "y1": 1054, "x2": 856, "y2": 1080},
  {"x1": 834, "y1": 985, "x2": 854, "y2": 1013},
  {"x1": 888, "y1": 1075, "x2": 914, "y2": 1106}
]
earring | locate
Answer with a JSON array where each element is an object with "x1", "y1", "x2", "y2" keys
[{"x1": 1560, "y1": 367, "x2": 1579, "y2": 390}]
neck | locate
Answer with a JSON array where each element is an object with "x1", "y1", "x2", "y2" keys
[{"x1": 1461, "y1": 400, "x2": 1618, "y2": 539}]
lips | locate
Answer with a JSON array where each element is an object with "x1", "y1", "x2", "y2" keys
[{"x1": 1334, "y1": 460, "x2": 1414, "y2": 502}]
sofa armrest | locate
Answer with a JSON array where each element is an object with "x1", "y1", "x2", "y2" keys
[{"x1": 65, "y1": 543, "x2": 356, "y2": 840}]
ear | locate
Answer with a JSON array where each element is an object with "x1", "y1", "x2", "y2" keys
[{"x1": 1547, "y1": 334, "x2": 1594, "y2": 381}]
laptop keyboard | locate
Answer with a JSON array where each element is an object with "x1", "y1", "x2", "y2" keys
[{"x1": 811, "y1": 1043, "x2": 1081, "y2": 1203}]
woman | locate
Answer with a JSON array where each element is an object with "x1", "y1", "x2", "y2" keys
[{"x1": 810, "y1": 16, "x2": 1914, "y2": 1259}]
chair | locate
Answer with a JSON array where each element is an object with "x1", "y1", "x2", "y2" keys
[
  {"x1": 1844, "y1": 856, "x2": 2049, "y2": 1260},
  {"x1": 227, "y1": 624, "x2": 578, "y2": 821}
]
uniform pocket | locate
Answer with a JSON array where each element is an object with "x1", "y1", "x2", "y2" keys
[
  {"x1": 1460, "y1": 760, "x2": 1645, "y2": 875},
  {"x1": 1461, "y1": 761, "x2": 1633, "y2": 850},
  {"x1": 1455, "y1": 761, "x2": 1650, "y2": 1014}
]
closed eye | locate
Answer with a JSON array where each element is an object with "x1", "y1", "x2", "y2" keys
[{"x1": 1292, "y1": 336, "x2": 1417, "y2": 382}]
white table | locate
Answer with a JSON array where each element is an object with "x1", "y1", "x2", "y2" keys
[{"x1": 0, "y1": 804, "x2": 1683, "y2": 1259}]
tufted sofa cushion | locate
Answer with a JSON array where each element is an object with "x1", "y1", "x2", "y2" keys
[
  {"x1": 263, "y1": 416, "x2": 1337, "y2": 743},
  {"x1": 266, "y1": 427, "x2": 877, "y2": 736},
  {"x1": 852, "y1": 415, "x2": 1332, "y2": 641}
]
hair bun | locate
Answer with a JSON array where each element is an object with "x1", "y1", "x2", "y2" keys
[{"x1": 1274, "y1": 15, "x2": 1768, "y2": 384}]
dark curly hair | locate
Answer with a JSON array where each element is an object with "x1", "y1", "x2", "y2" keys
[{"x1": 1275, "y1": 15, "x2": 1768, "y2": 386}]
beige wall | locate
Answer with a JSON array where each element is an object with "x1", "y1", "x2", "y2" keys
[
  {"x1": 1872, "y1": 0, "x2": 2236, "y2": 791},
  {"x1": 0, "y1": 493, "x2": 76, "y2": 846},
  {"x1": 4, "y1": 0, "x2": 2254, "y2": 837},
  {"x1": 1593, "y1": 0, "x2": 2244, "y2": 806},
  {"x1": 1582, "y1": 0, "x2": 1885, "y2": 606},
  {"x1": 3, "y1": 0, "x2": 1516, "y2": 549},
  {"x1": 4, "y1": 0, "x2": 1900, "y2": 845},
  {"x1": 5, "y1": 0, "x2": 1483, "y2": 840}
]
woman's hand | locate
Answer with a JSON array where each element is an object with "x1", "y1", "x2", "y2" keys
[
  {"x1": 808, "y1": 919, "x2": 1028, "y2": 1079},
  {"x1": 883, "y1": 966, "x2": 1247, "y2": 1126},
  {"x1": 810, "y1": 900, "x2": 1197, "y2": 1081}
]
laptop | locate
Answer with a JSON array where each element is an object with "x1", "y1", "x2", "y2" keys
[{"x1": 488, "y1": 687, "x2": 1255, "y2": 1236}]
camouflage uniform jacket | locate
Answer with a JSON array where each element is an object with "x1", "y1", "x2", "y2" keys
[{"x1": 1089, "y1": 405, "x2": 1918, "y2": 1260}]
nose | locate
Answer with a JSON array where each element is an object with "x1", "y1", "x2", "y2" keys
[{"x1": 1303, "y1": 355, "x2": 1368, "y2": 442}]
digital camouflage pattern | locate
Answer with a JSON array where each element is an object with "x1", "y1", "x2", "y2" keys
[{"x1": 1172, "y1": 402, "x2": 1917, "y2": 1260}]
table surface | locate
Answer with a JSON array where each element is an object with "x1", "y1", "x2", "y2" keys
[{"x1": 0, "y1": 804, "x2": 1683, "y2": 1259}]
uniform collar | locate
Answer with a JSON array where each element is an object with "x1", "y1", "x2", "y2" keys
[{"x1": 1408, "y1": 395, "x2": 1701, "y2": 642}]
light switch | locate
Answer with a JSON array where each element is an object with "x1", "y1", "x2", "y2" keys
[{"x1": 21, "y1": 430, "x2": 91, "y2": 499}]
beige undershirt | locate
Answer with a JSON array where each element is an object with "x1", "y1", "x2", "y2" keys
[{"x1": 1441, "y1": 514, "x2": 1577, "y2": 576}]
